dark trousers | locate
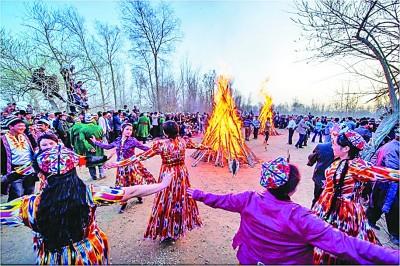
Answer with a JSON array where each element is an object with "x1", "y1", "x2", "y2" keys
[
  {"x1": 288, "y1": 128, "x2": 295, "y2": 144},
  {"x1": 8, "y1": 174, "x2": 36, "y2": 202},
  {"x1": 264, "y1": 131, "x2": 270, "y2": 143},
  {"x1": 311, "y1": 182, "x2": 324, "y2": 208},
  {"x1": 367, "y1": 185, "x2": 399, "y2": 237},
  {"x1": 253, "y1": 128, "x2": 259, "y2": 139},
  {"x1": 295, "y1": 134, "x2": 305, "y2": 148},
  {"x1": 312, "y1": 130, "x2": 323, "y2": 143}
]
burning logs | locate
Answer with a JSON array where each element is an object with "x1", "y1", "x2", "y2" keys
[{"x1": 191, "y1": 76, "x2": 258, "y2": 171}]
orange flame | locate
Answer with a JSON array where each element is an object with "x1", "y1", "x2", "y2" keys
[
  {"x1": 259, "y1": 82, "x2": 279, "y2": 136},
  {"x1": 192, "y1": 75, "x2": 258, "y2": 167}
]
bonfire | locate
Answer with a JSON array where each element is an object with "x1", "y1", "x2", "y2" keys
[
  {"x1": 259, "y1": 89, "x2": 279, "y2": 136},
  {"x1": 191, "y1": 76, "x2": 258, "y2": 172}
]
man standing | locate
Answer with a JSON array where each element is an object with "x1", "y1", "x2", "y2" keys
[
  {"x1": 55, "y1": 113, "x2": 71, "y2": 148},
  {"x1": 367, "y1": 128, "x2": 399, "y2": 245},
  {"x1": 243, "y1": 115, "x2": 253, "y2": 141},
  {"x1": 252, "y1": 116, "x2": 261, "y2": 139},
  {"x1": 71, "y1": 114, "x2": 106, "y2": 180},
  {"x1": 286, "y1": 116, "x2": 296, "y2": 145},
  {"x1": 1, "y1": 117, "x2": 36, "y2": 201},
  {"x1": 137, "y1": 113, "x2": 151, "y2": 144},
  {"x1": 307, "y1": 142, "x2": 334, "y2": 207},
  {"x1": 98, "y1": 111, "x2": 111, "y2": 143},
  {"x1": 355, "y1": 119, "x2": 372, "y2": 143},
  {"x1": 295, "y1": 116, "x2": 308, "y2": 149}
]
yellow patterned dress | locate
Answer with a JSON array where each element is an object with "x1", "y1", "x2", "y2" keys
[
  {"x1": 117, "y1": 137, "x2": 207, "y2": 241},
  {"x1": 0, "y1": 185, "x2": 125, "y2": 265},
  {"x1": 312, "y1": 158, "x2": 399, "y2": 264}
]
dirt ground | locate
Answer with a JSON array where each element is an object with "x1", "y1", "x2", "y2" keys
[{"x1": 1, "y1": 129, "x2": 397, "y2": 264}]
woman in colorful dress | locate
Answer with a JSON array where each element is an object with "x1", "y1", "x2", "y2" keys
[
  {"x1": 90, "y1": 123, "x2": 155, "y2": 213},
  {"x1": 312, "y1": 130, "x2": 400, "y2": 264},
  {"x1": 106, "y1": 120, "x2": 209, "y2": 243},
  {"x1": 0, "y1": 143, "x2": 172, "y2": 265}
]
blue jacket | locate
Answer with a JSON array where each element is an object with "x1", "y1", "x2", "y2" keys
[{"x1": 375, "y1": 140, "x2": 399, "y2": 213}]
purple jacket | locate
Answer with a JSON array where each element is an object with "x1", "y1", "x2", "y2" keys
[
  {"x1": 94, "y1": 137, "x2": 149, "y2": 161},
  {"x1": 192, "y1": 189, "x2": 399, "y2": 265}
]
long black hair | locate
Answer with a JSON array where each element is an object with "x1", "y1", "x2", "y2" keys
[
  {"x1": 163, "y1": 120, "x2": 179, "y2": 139},
  {"x1": 35, "y1": 149, "x2": 90, "y2": 251},
  {"x1": 324, "y1": 133, "x2": 360, "y2": 219}
]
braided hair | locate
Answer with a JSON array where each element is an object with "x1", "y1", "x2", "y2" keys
[{"x1": 324, "y1": 133, "x2": 360, "y2": 220}]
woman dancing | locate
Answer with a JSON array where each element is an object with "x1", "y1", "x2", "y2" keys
[
  {"x1": 91, "y1": 122, "x2": 155, "y2": 213},
  {"x1": 0, "y1": 143, "x2": 172, "y2": 265},
  {"x1": 312, "y1": 130, "x2": 399, "y2": 264},
  {"x1": 107, "y1": 120, "x2": 209, "y2": 243}
]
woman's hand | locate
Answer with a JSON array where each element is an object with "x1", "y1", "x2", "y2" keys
[
  {"x1": 161, "y1": 172, "x2": 173, "y2": 187},
  {"x1": 104, "y1": 162, "x2": 118, "y2": 169},
  {"x1": 187, "y1": 187, "x2": 194, "y2": 197}
]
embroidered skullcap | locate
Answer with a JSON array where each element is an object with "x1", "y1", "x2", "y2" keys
[
  {"x1": 36, "y1": 145, "x2": 81, "y2": 175},
  {"x1": 84, "y1": 114, "x2": 96, "y2": 123},
  {"x1": 344, "y1": 130, "x2": 366, "y2": 150},
  {"x1": 260, "y1": 156, "x2": 291, "y2": 189}
]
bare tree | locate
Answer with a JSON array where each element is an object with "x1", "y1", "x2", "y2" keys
[
  {"x1": 294, "y1": 0, "x2": 399, "y2": 109},
  {"x1": 61, "y1": 7, "x2": 107, "y2": 108},
  {"x1": 293, "y1": 0, "x2": 400, "y2": 159},
  {"x1": 96, "y1": 22, "x2": 122, "y2": 109},
  {"x1": 178, "y1": 58, "x2": 202, "y2": 112},
  {"x1": 121, "y1": 0, "x2": 181, "y2": 111},
  {"x1": 201, "y1": 70, "x2": 217, "y2": 112},
  {"x1": 0, "y1": 29, "x2": 63, "y2": 110}
]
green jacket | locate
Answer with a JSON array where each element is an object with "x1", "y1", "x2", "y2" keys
[
  {"x1": 137, "y1": 116, "x2": 150, "y2": 138},
  {"x1": 71, "y1": 122, "x2": 104, "y2": 156}
]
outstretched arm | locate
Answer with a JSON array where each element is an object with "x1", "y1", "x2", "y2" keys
[
  {"x1": 185, "y1": 137, "x2": 210, "y2": 150},
  {"x1": 349, "y1": 158, "x2": 399, "y2": 182},
  {"x1": 291, "y1": 206, "x2": 399, "y2": 265},
  {"x1": 92, "y1": 172, "x2": 172, "y2": 206},
  {"x1": 188, "y1": 188, "x2": 250, "y2": 213},
  {"x1": 105, "y1": 142, "x2": 160, "y2": 168}
]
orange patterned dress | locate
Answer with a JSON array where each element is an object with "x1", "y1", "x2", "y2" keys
[
  {"x1": 312, "y1": 158, "x2": 399, "y2": 264},
  {"x1": 117, "y1": 137, "x2": 207, "y2": 241}
]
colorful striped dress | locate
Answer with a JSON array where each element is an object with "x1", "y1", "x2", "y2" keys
[
  {"x1": 312, "y1": 158, "x2": 399, "y2": 264},
  {"x1": 0, "y1": 185, "x2": 125, "y2": 265},
  {"x1": 116, "y1": 137, "x2": 207, "y2": 241}
]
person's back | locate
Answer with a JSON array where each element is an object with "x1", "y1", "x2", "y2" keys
[{"x1": 231, "y1": 190, "x2": 318, "y2": 264}]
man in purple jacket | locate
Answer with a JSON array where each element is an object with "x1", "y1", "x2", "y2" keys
[{"x1": 188, "y1": 157, "x2": 399, "y2": 265}]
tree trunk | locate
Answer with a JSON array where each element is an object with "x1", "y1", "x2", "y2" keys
[
  {"x1": 154, "y1": 54, "x2": 161, "y2": 111},
  {"x1": 356, "y1": 36, "x2": 399, "y2": 112},
  {"x1": 110, "y1": 62, "x2": 117, "y2": 109},
  {"x1": 361, "y1": 112, "x2": 399, "y2": 161}
]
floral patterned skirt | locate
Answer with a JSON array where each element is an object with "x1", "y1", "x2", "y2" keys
[
  {"x1": 116, "y1": 162, "x2": 155, "y2": 187},
  {"x1": 312, "y1": 193, "x2": 379, "y2": 264},
  {"x1": 144, "y1": 164, "x2": 202, "y2": 241}
]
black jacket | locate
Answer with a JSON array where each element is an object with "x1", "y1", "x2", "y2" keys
[{"x1": 307, "y1": 143, "x2": 334, "y2": 186}]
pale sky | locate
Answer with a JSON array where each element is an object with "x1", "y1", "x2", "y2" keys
[{"x1": 1, "y1": 0, "x2": 371, "y2": 106}]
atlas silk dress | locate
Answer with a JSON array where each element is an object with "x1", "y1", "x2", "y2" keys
[
  {"x1": 116, "y1": 137, "x2": 207, "y2": 241},
  {"x1": 0, "y1": 146, "x2": 128, "y2": 265},
  {"x1": 312, "y1": 158, "x2": 400, "y2": 264},
  {"x1": 93, "y1": 137, "x2": 155, "y2": 187}
]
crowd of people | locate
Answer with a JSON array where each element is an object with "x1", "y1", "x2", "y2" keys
[{"x1": 0, "y1": 102, "x2": 399, "y2": 265}]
